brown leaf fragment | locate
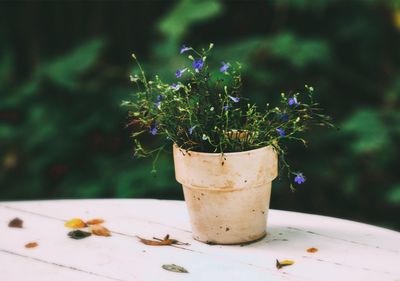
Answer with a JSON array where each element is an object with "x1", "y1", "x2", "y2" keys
[
  {"x1": 8, "y1": 217, "x2": 23, "y2": 228},
  {"x1": 68, "y1": 230, "x2": 92, "y2": 240},
  {"x1": 307, "y1": 247, "x2": 318, "y2": 253},
  {"x1": 64, "y1": 218, "x2": 87, "y2": 229},
  {"x1": 137, "y1": 234, "x2": 189, "y2": 246},
  {"x1": 25, "y1": 242, "x2": 38, "y2": 248},
  {"x1": 276, "y1": 259, "x2": 295, "y2": 270},
  {"x1": 90, "y1": 225, "x2": 111, "y2": 237},
  {"x1": 162, "y1": 264, "x2": 189, "y2": 273},
  {"x1": 86, "y1": 219, "x2": 105, "y2": 225}
]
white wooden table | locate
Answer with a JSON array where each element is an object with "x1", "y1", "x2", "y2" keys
[{"x1": 0, "y1": 199, "x2": 399, "y2": 281}]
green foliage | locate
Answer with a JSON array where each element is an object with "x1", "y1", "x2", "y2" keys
[
  {"x1": 155, "y1": 0, "x2": 222, "y2": 59},
  {"x1": 342, "y1": 109, "x2": 390, "y2": 154},
  {"x1": 1, "y1": 0, "x2": 400, "y2": 230},
  {"x1": 267, "y1": 33, "x2": 331, "y2": 68},
  {"x1": 386, "y1": 184, "x2": 400, "y2": 204},
  {"x1": 159, "y1": 0, "x2": 221, "y2": 40},
  {"x1": 38, "y1": 39, "x2": 104, "y2": 89}
]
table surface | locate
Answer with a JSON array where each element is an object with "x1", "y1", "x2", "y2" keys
[{"x1": 0, "y1": 199, "x2": 399, "y2": 281}]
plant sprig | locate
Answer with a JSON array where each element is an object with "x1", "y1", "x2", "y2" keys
[{"x1": 122, "y1": 44, "x2": 333, "y2": 189}]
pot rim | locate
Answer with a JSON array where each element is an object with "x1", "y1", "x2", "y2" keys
[{"x1": 173, "y1": 143, "x2": 275, "y2": 157}]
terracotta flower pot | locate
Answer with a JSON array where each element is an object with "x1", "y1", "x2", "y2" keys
[{"x1": 173, "y1": 144, "x2": 278, "y2": 245}]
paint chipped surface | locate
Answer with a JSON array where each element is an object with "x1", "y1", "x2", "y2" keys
[{"x1": 0, "y1": 200, "x2": 399, "y2": 281}]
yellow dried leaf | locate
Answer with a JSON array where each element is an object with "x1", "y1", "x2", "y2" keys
[
  {"x1": 137, "y1": 237, "x2": 171, "y2": 246},
  {"x1": 86, "y1": 219, "x2": 105, "y2": 225},
  {"x1": 90, "y1": 225, "x2": 111, "y2": 237},
  {"x1": 64, "y1": 218, "x2": 86, "y2": 229},
  {"x1": 276, "y1": 259, "x2": 295, "y2": 269},
  {"x1": 25, "y1": 242, "x2": 38, "y2": 248},
  {"x1": 136, "y1": 234, "x2": 189, "y2": 246},
  {"x1": 307, "y1": 247, "x2": 318, "y2": 253}
]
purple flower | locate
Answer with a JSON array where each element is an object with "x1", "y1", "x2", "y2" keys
[
  {"x1": 170, "y1": 83, "x2": 181, "y2": 90},
  {"x1": 223, "y1": 105, "x2": 231, "y2": 111},
  {"x1": 192, "y1": 59, "x2": 204, "y2": 73},
  {"x1": 228, "y1": 95, "x2": 240, "y2": 103},
  {"x1": 149, "y1": 123, "x2": 157, "y2": 136},
  {"x1": 220, "y1": 61, "x2": 230, "y2": 73},
  {"x1": 180, "y1": 45, "x2": 191, "y2": 54},
  {"x1": 288, "y1": 96, "x2": 299, "y2": 106},
  {"x1": 175, "y1": 68, "x2": 187, "y2": 78},
  {"x1": 155, "y1": 95, "x2": 163, "y2": 108},
  {"x1": 294, "y1": 173, "x2": 306, "y2": 184},
  {"x1": 276, "y1": 128, "x2": 285, "y2": 137},
  {"x1": 188, "y1": 126, "x2": 195, "y2": 135}
]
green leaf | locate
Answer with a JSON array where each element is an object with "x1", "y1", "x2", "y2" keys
[
  {"x1": 0, "y1": 124, "x2": 16, "y2": 139},
  {"x1": 266, "y1": 33, "x2": 331, "y2": 68},
  {"x1": 386, "y1": 184, "x2": 400, "y2": 204},
  {"x1": 154, "y1": 0, "x2": 222, "y2": 59},
  {"x1": 342, "y1": 109, "x2": 390, "y2": 154},
  {"x1": 1, "y1": 80, "x2": 40, "y2": 109},
  {"x1": 158, "y1": 0, "x2": 222, "y2": 40},
  {"x1": 210, "y1": 34, "x2": 330, "y2": 70},
  {"x1": 38, "y1": 39, "x2": 105, "y2": 89}
]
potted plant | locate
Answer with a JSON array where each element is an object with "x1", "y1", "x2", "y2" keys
[{"x1": 122, "y1": 44, "x2": 332, "y2": 245}]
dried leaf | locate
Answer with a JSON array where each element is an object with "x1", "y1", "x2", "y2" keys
[
  {"x1": 307, "y1": 247, "x2": 318, "y2": 253},
  {"x1": 65, "y1": 218, "x2": 87, "y2": 229},
  {"x1": 8, "y1": 217, "x2": 23, "y2": 228},
  {"x1": 276, "y1": 259, "x2": 295, "y2": 269},
  {"x1": 90, "y1": 225, "x2": 111, "y2": 237},
  {"x1": 137, "y1": 234, "x2": 189, "y2": 246},
  {"x1": 86, "y1": 219, "x2": 104, "y2": 225},
  {"x1": 68, "y1": 230, "x2": 92, "y2": 240},
  {"x1": 25, "y1": 242, "x2": 38, "y2": 248},
  {"x1": 162, "y1": 264, "x2": 189, "y2": 273}
]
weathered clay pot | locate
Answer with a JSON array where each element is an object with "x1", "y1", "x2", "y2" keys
[{"x1": 173, "y1": 144, "x2": 278, "y2": 245}]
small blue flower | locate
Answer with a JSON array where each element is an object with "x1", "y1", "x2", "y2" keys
[
  {"x1": 170, "y1": 83, "x2": 181, "y2": 90},
  {"x1": 276, "y1": 128, "x2": 285, "y2": 137},
  {"x1": 288, "y1": 96, "x2": 299, "y2": 106},
  {"x1": 149, "y1": 123, "x2": 157, "y2": 136},
  {"x1": 220, "y1": 61, "x2": 230, "y2": 73},
  {"x1": 188, "y1": 126, "x2": 195, "y2": 135},
  {"x1": 180, "y1": 45, "x2": 191, "y2": 54},
  {"x1": 192, "y1": 59, "x2": 204, "y2": 73},
  {"x1": 294, "y1": 173, "x2": 306, "y2": 184},
  {"x1": 155, "y1": 95, "x2": 163, "y2": 108},
  {"x1": 223, "y1": 105, "x2": 231, "y2": 111},
  {"x1": 228, "y1": 95, "x2": 240, "y2": 103},
  {"x1": 175, "y1": 68, "x2": 187, "y2": 78}
]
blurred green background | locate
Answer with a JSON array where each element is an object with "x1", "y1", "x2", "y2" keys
[{"x1": 1, "y1": 0, "x2": 399, "y2": 230}]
